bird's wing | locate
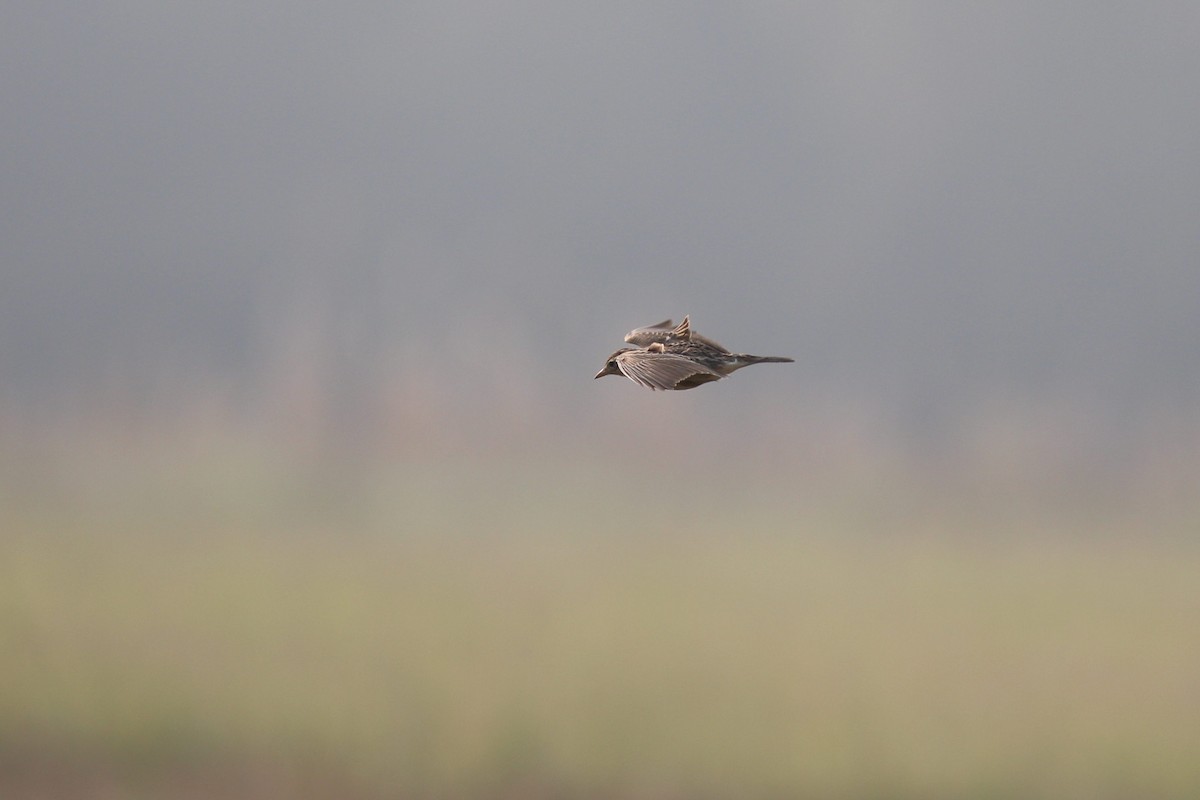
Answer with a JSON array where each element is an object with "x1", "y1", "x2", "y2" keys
[
  {"x1": 623, "y1": 319, "x2": 675, "y2": 346},
  {"x1": 668, "y1": 316, "x2": 730, "y2": 352},
  {"x1": 690, "y1": 331, "x2": 729, "y2": 352},
  {"x1": 616, "y1": 350, "x2": 721, "y2": 391},
  {"x1": 623, "y1": 315, "x2": 730, "y2": 352}
]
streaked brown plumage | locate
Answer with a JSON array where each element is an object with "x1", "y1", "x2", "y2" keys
[
  {"x1": 594, "y1": 347, "x2": 723, "y2": 391},
  {"x1": 624, "y1": 317, "x2": 728, "y2": 351},
  {"x1": 597, "y1": 315, "x2": 793, "y2": 391}
]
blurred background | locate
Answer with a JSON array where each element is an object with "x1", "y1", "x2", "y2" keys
[{"x1": 2, "y1": 3, "x2": 1199, "y2": 798}]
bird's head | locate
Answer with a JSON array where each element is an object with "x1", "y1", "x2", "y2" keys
[{"x1": 594, "y1": 349, "x2": 632, "y2": 379}]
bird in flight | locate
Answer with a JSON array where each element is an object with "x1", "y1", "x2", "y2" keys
[{"x1": 595, "y1": 316, "x2": 793, "y2": 391}]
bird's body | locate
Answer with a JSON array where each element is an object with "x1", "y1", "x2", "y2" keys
[
  {"x1": 597, "y1": 315, "x2": 793, "y2": 391},
  {"x1": 652, "y1": 338, "x2": 794, "y2": 377},
  {"x1": 595, "y1": 347, "x2": 723, "y2": 391}
]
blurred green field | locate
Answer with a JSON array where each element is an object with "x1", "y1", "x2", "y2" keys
[{"x1": 2, "y1": 447, "x2": 1199, "y2": 799}]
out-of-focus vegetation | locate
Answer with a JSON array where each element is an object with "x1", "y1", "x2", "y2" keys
[{"x1": 2, "y1": 438, "x2": 1198, "y2": 799}]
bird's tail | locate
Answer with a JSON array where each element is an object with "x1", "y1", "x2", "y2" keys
[{"x1": 738, "y1": 354, "x2": 794, "y2": 364}]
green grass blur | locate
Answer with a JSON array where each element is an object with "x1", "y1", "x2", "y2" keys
[{"x1": 2, "y1": 442, "x2": 1199, "y2": 799}]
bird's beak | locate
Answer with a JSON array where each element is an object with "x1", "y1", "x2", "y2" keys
[{"x1": 593, "y1": 369, "x2": 605, "y2": 379}]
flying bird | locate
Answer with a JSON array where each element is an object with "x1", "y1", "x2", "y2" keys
[{"x1": 596, "y1": 315, "x2": 793, "y2": 391}]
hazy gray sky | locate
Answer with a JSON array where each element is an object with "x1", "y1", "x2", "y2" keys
[{"x1": 3, "y1": 3, "x2": 1198, "y2": 437}]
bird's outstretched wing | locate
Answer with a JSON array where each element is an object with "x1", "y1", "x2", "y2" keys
[
  {"x1": 624, "y1": 315, "x2": 729, "y2": 352},
  {"x1": 616, "y1": 349, "x2": 722, "y2": 391},
  {"x1": 623, "y1": 319, "x2": 675, "y2": 347}
]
